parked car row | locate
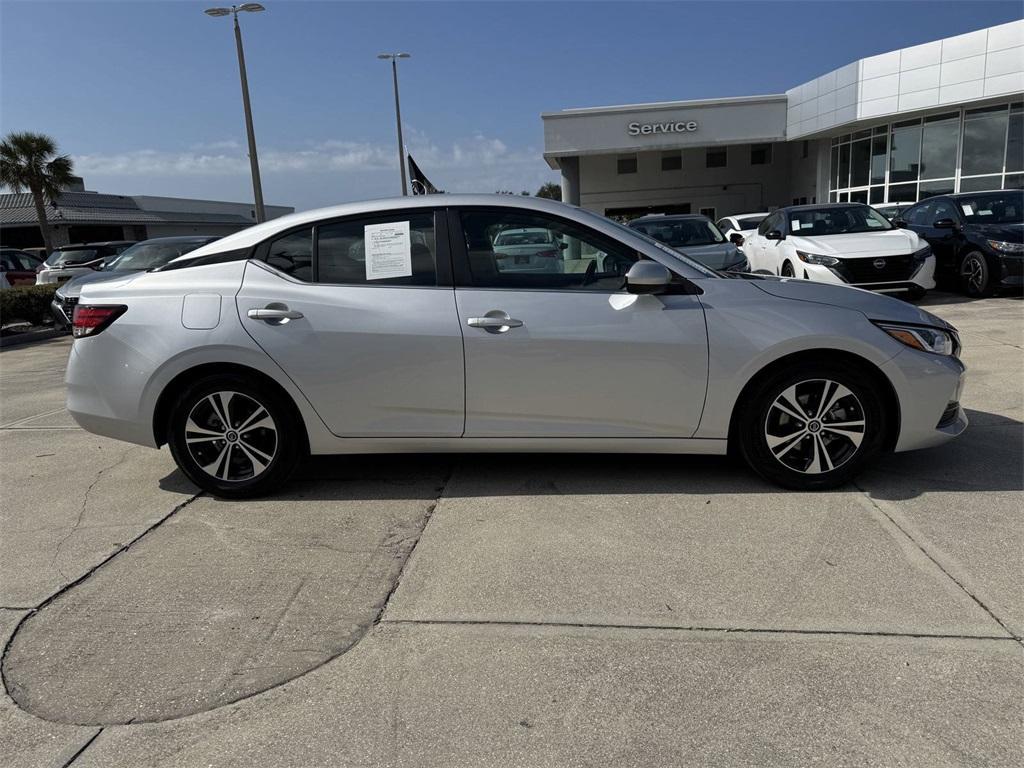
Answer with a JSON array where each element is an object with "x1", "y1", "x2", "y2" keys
[{"x1": 630, "y1": 189, "x2": 1021, "y2": 301}]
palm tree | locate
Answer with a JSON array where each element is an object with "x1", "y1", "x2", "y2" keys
[{"x1": 0, "y1": 132, "x2": 76, "y2": 255}]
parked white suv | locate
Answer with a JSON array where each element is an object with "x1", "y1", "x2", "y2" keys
[{"x1": 742, "y1": 204, "x2": 935, "y2": 298}]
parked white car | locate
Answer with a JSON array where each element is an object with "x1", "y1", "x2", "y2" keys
[
  {"x1": 716, "y1": 213, "x2": 769, "y2": 244},
  {"x1": 741, "y1": 204, "x2": 935, "y2": 297},
  {"x1": 36, "y1": 242, "x2": 135, "y2": 285}
]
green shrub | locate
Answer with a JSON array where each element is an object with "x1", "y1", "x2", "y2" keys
[{"x1": 1, "y1": 284, "x2": 59, "y2": 326}]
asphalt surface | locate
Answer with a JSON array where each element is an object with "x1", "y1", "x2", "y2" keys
[{"x1": 0, "y1": 292, "x2": 1021, "y2": 767}]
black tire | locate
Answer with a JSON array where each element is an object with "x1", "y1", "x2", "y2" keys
[
  {"x1": 958, "y1": 251, "x2": 995, "y2": 298},
  {"x1": 906, "y1": 285, "x2": 927, "y2": 301},
  {"x1": 167, "y1": 373, "x2": 301, "y2": 498},
  {"x1": 781, "y1": 261, "x2": 795, "y2": 278},
  {"x1": 737, "y1": 361, "x2": 886, "y2": 491}
]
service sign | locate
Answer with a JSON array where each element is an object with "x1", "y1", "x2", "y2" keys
[{"x1": 627, "y1": 120, "x2": 698, "y2": 136}]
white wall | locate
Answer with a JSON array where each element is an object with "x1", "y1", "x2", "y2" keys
[{"x1": 787, "y1": 20, "x2": 1024, "y2": 138}]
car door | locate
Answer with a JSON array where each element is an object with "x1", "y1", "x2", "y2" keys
[
  {"x1": 924, "y1": 199, "x2": 964, "y2": 275},
  {"x1": 752, "y1": 212, "x2": 783, "y2": 274},
  {"x1": 451, "y1": 206, "x2": 708, "y2": 438},
  {"x1": 236, "y1": 208, "x2": 465, "y2": 437}
]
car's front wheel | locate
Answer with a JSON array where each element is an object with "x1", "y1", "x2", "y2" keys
[
  {"x1": 959, "y1": 251, "x2": 994, "y2": 297},
  {"x1": 167, "y1": 374, "x2": 301, "y2": 498},
  {"x1": 737, "y1": 362, "x2": 886, "y2": 490}
]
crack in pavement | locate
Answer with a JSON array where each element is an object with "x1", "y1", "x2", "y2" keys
[
  {"x1": 50, "y1": 447, "x2": 135, "y2": 581},
  {"x1": 854, "y1": 481, "x2": 1022, "y2": 646},
  {"x1": 58, "y1": 727, "x2": 103, "y2": 768},
  {"x1": 381, "y1": 617, "x2": 1017, "y2": 642}
]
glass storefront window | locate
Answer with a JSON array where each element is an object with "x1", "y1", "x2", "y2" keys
[
  {"x1": 849, "y1": 189, "x2": 868, "y2": 204},
  {"x1": 962, "y1": 106, "x2": 1008, "y2": 177},
  {"x1": 831, "y1": 146, "x2": 839, "y2": 188},
  {"x1": 838, "y1": 144, "x2": 850, "y2": 189},
  {"x1": 869, "y1": 186, "x2": 885, "y2": 203},
  {"x1": 920, "y1": 114, "x2": 959, "y2": 180},
  {"x1": 1005, "y1": 104, "x2": 1023, "y2": 173},
  {"x1": 890, "y1": 120, "x2": 922, "y2": 184},
  {"x1": 851, "y1": 139, "x2": 871, "y2": 187},
  {"x1": 870, "y1": 135, "x2": 887, "y2": 185},
  {"x1": 959, "y1": 175, "x2": 1002, "y2": 193},
  {"x1": 919, "y1": 179, "x2": 955, "y2": 199},
  {"x1": 888, "y1": 183, "x2": 917, "y2": 203},
  {"x1": 1004, "y1": 173, "x2": 1023, "y2": 189}
]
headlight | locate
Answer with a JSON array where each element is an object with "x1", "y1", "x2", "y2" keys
[
  {"x1": 912, "y1": 245, "x2": 933, "y2": 261},
  {"x1": 987, "y1": 239, "x2": 1024, "y2": 254},
  {"x1": 54, "y1": 291, "x2": 65, "y2": 301},
  {"x1": 796, "y1": 250, "x2": 839, "y2": 266},
  {"x1": 877, "y1": 323, "x2": 956, "y2": 356}
]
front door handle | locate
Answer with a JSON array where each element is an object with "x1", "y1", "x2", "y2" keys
[
  {"x1": 247, "y1": 303, "x2": 303, "y2": 324},
  {"x1": 467, "y1": 310, "x2": 523, "y2": 334}
]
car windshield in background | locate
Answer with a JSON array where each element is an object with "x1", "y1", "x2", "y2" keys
[
  {"x1": 737, "y1": 216, "x2": 767, "y2": 230},
  {"x1": 46, "y1": 249, "x2": 97, "y2": 266},
  {"x1": 633, "y1": 219, "x2": 726, "y2": 247},
  {"x1": 956, "y1": 192, "x2": 1024, "y2": 224},
  {"x1": 105, "y1": 241, "x2": 210, "y2": 272},
  {"x1": 788, "y1": 206, "x2": 892, "y2": 236}
]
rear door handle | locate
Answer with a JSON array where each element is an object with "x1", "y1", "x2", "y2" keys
[
  {"x1": 247, "y1": 304, "x2": 303, "y2": 323},
  {"x1": 466, "y1": 310, "x2": 523, "y2": 333}
]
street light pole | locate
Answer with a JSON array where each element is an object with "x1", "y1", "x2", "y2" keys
[
  {"x1": 205, "y1": 4, "x2": 267, "y2": 223},
  {"x1": 378, "y1": 53, "x2": 411, "y2": 196}
]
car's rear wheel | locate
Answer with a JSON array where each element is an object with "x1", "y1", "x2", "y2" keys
[
  {"x1": 737, "y1": 362, "x2": 886, "y2": 490},
  {"x1": 959, "y1": 251, "x2": 994, "y2": 297},
  {"x1": 167, "y1": 374, "x2": 301, "y2": 498}
]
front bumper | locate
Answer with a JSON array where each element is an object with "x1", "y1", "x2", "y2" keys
[
  {"x1": 807, "y1": 254, "x2": 937, "y2": 293},
  {"x1": 881, "y1": 347, "x2": 967, "y2": 452},
  {"x1": 998, "y1": 255, "x2": 1023, "y2": 287}
]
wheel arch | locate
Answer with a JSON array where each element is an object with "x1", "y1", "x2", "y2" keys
[
  {"x1": 727, "y1": 348, "x2": 901, "y2": 453},
  {"x1": 153, "y1": 362, "x2": 310, "y2": 455}
]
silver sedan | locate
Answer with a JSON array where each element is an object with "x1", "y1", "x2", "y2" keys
[{"x1": 65, "y1": 195, "x2": 967, "y2": 497}]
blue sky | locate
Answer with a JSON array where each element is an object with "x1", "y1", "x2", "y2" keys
[{"x1": 2, "y1": 0, "x2": 1021, "y2": 211}]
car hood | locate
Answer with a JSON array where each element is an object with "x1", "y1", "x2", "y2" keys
[
  {"x1": 791, "y1": 228, "x2": 918, "y2": 256},
  {"x1": 967, "y1": 222, "x2": 1023, "y2": 243},
  {"x1": 675, "y1": 242, "x2": 742, "y2": 269},
  {"x1": 750, "y1": 276, "x2": 952, "y2": 328},
  {"x1": 58, "y1": 269, "x2": 140, "y2": 298}
]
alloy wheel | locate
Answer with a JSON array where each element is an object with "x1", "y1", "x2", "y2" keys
[
  {"x1": 960, "y1": 255, "x2": 985, "y2": 295},
  {"x1": 764, "y1": 378, "x2": 866, "y2": 475},
  {"x1": 184, "y1": 391, "x2": 278, "y2": 482}
]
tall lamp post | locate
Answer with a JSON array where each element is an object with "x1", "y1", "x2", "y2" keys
[
  {"x1": 377, "y1": 52, "x2": 411, "y2": 196},
  {"x1": 204, "y1": 3, "x2": 267, "y2": 223}
]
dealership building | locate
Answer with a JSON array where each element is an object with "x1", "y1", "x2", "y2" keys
[{"x1": 543, "y1": 20, "x2": 1023, "y2": 220}]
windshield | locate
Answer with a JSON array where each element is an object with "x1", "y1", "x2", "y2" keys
[
  {"x1": 46, "y1": 249, "x2": 97, "y2": 266},
  {"x1": 104, "y1": 240, "x2": 211, "y2": 271},
  {"x1": 956, "y1": 191, "x2": 1023, "y2": 225},
  {"x1": 577, "y1": 209, "x2": 718, "y2": 278},
  {"x1": 736, "y1": 215, "x2": 767, "y2": 230},
  {"x1": 788, "y1": 205, "x2": 892, "y2": 236},
  {"x1": 632, "y1": 218, "x2": 726, "y2": 247}
]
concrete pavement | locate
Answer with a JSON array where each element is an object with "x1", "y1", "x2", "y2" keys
[{"x1": 1, "y1": 293, "x2": 1021, "y2": 766}]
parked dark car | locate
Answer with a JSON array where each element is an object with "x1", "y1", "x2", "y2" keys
[
  {"x1": 628, "y1": 214, "x2": 749, "y2": 271},
  {"x1": 52, "y1": 236, "x2": 219, "y2": 327},
  {"x1": 0, "y1": 248, "x2": 44, "y2": 287},
  {"x1": 896, "y1": 190, "x2": 1023, "y2": 297}
]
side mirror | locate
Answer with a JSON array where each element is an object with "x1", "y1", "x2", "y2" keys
[
  {"x1": 625, "y1": 261, "x2": 672, "y2": 294},
  {"x1": 729, "y1": 232, "x2": 744, "y2": 246},
  {"x1": 766, "y1": 230, "x2": 783, "y2": 241},
  {"x1": 933, "y1": 218, "x2": 957, "y2": 229}
]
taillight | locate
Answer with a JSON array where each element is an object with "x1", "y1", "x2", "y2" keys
[{"x1": 72, "y1": 305, "x2": 126, "y2": 338}]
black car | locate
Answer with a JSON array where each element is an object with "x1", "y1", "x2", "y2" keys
[{"x1": 896, "y1": 190, "x2": 1023, "y2": 297}]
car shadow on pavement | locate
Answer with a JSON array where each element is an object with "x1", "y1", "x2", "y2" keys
[{"x1": 161, "y1": 408, "x2": 1020, "y2": 503}]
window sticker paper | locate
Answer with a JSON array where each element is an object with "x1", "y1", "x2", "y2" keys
[{"x1": 364, "y1": 221, "x2": 412, "y2": 280}]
